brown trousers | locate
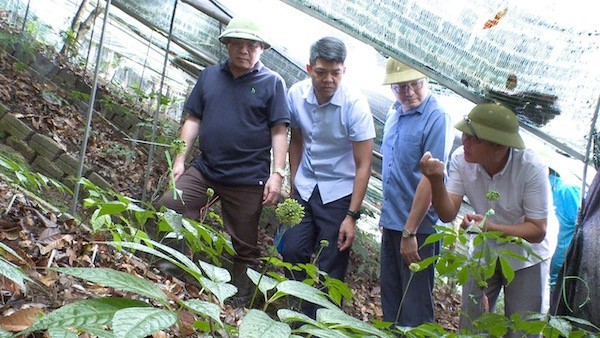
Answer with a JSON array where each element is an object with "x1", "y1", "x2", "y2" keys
[{"x1": 155, "y1": 166, "x2": 264, "y2": 264}]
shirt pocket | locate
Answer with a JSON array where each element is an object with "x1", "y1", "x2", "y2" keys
[{"x1": 396, "y1": 132, "x2": 423, "y2": 169}]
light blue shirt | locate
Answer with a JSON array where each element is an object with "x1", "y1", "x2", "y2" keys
[
  {"x1": 549, "y1": 173, "x2": 581, "y2": 286},
  {"x1": 288, "y1": 79, "x2": 376, "y2": 204},
  {"x1": 378, "y1": 95, "x2": 453, "y2": 233}
]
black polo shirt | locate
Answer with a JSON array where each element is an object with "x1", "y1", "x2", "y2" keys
[{"x1": 184, "y1": 60, "x2": 290, "y2": 185}]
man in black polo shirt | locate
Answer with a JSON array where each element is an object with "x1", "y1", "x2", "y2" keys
[{"x1": 155, "y1": 16, "x2": 291, "y2": 304}]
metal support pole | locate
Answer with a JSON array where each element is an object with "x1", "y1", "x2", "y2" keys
[
  {"x1": 20, "y1": 0, "x2": 31, "y2": 32},
  {"x1": 141, "y1": 0, "x2": 179, "y2": 202},
  {"x1": 71, "y1": 0, "x2": 112, "y2": 215},
  {"x1": 581, "y1": 94, "x2": 600, "y2": 204}
]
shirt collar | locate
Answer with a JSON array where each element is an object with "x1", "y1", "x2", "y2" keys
[
  {"x1": 305, "y1": 82, "x2": 343, "y2": 107},
  {"x1": 221, "y1": 60, "x2": 263, "y2": 76}
]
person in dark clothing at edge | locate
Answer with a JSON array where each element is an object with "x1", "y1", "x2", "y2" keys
[{"x1": 154, "y1": 16, "x2": 291, "y2": 306}]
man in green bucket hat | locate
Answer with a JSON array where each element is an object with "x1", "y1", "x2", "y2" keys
[{"x1": 420, "y1": 102, "x2": 557, "y2": 337}]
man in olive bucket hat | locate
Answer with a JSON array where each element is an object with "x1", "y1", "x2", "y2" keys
[
  {"x1": 155, "y1": 16, "x2": 290, "y2": 306},
  {"x1": 420, "y1": 103, "x2": 557, "y2": 337}
]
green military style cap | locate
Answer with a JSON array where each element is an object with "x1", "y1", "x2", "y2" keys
[
  {"x1": 455, "y1": 103, "x2": 525, "y2": 149},
  {"x1": 218, "y1": 16, "x2": 271, "y2": 50}
]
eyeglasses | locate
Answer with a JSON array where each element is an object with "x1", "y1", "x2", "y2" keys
[
  {"x1": 228, "y1": 39, "x2": 263, "y2": 50},
  {"x1": 463, "y1": 115, "x2": 479, "y2": 139},
  {"x1": 391, "y1": 80, "x2": 424, "y2": 94}
]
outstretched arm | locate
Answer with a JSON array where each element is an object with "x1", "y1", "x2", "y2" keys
[{"x1": 420, "y1": 151, "x2": 462, "y2": 222}]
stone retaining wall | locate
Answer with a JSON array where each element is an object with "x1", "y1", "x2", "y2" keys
[{"x1": 0, "y1": 103, "x2": 111, "y2": 190}]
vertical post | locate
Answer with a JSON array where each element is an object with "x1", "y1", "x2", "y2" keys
[
  {"x1": 71, "y1": 0, "x2": 112, "y2": 215},
  {"x1": 20, "y1": 0, "x2": 31, "y2": 32},
  {"x1": 141, "y1": 0, "x2": 179, "y2": 202},
  {"x1": 581, "y1": 94, "x2": 600, "y2": 206}
]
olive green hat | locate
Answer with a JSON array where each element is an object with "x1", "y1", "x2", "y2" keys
[
  {"x1": 218, "y1": 17, "x2": 271, "y2": 50},
  {"x1": 382, "y1": 58, "x2": 426, "y2": 85},
  {"x1": 455, "y1": 103, "x2": 525, "y2": 149}
]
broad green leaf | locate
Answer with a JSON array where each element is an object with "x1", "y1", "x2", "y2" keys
[
  {"x1": 404, "y1": 323, "x2": 448, "y2": 336},
  {"x1": 247, "y1": 267, "x2": 279, "y2": 294},
  {"x1": 199, "y1": 260, "x2": 230, "y2": 283},
  {"x1": 434, "y1": 257, "x2": 454, "y2": 275},
  {"x1": 277, "y1": 309, "x2": 317, "y2": 326},
  {"x1": 0, "y1": 241, "x2": 26, "y2": 262},
  {"x1": 413, "y1": 255, "x2": 438, "y2": 271},
  {"x1": 105, "y1": 240, "x2": 202, "y2": 279},
  {"x1": 112, "y1": 307, "x2": 178, "y2": 338},
  {"x1": 91, "y1": 210, "x2": 112, "y2": 231},
  {"x1": 548, "y1": 316, "x2": 572, "y2": 337},
  {"x1": 0, "y1": 327, "x2": 11, "y2": 338},
  {"x1": 52, "y1": 267, "x2": 168, "y2": 303},
  {"x1": 25, "y1": 298, "x2": 149, "y2": 333},
  {"x1": 457, "y1": 266, "x2": 469, "y2": 285},
  {"x1": 276, "y1": 280, "x2": 338, "y2": 310},
  {"x1": 159, "y1": 209, "x2": 184, "y2": 233},
  {"x1": 48, "y1": 327, "x2": 78, "y2": 338},
  {"x1": 473, "y1": 313, "x2": 508, "y2": 337},
  {"x1": 498, "y1": 257, "x2": 515, "y2": 284},
  {"x1": 422, "y1": 233, "x2": 445, "y2": 245},
  {"x1": 472, "y1": 234, "x2": 483, "y2": 247},
  {"x1": 0, "y1": 257, "x2": 31, "y2": 291},
  {"x1": 98, "y1": 201, "x2": 128, "y2": 217},
  {"x1": 495, "y1": 249, "x2": 530, "y2": 262},
  {"x1": 296, "y1": 325, "x2": 351, "y2": 338},
  {"x1": 239, "y1": 309, "x2": 291, "y2": 338},
  {"x1": 200, "y1": 277, "x2": 237, "y2": 305},
  {"x1": 323, "y1": 277, "x2": 353, "y2": 305},
  {"x1": 558, "y1": 315, "x2": 600, "y2": 332},
  {"x1": 316, "y1": 308, "x2": 389, "y2": 337},
  {"x1": 182, "y1": 299, "x2": 223, "y2": 327}
]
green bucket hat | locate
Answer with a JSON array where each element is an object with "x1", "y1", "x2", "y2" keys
[
  {"x1": 455, "y1": 103, "x2": 525, "y2": 149},
  {"x1": 218, "y1": 17, "x2": 271, "y2": 50}
]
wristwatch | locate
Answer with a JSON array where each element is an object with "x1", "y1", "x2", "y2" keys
[
  {"x1": 402, "y1": 229, "x2": 416, "y2": 238},
  {"x1": 273, "y1": 167, "x2": 287, "y2": 178},
  {"x1": 346, "y1": 210, "x2": 361, "y2": 220}
]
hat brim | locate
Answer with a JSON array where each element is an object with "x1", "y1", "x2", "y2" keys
[
  {"x1": 383, "y1": 69, "x2": 426, "y2": 85},
  {"x1": 218, "y1": 32, "x2": 271, "y2": 50},
  {"x1": 455, "y1": 119, "x2": 525, "y2": 149}
]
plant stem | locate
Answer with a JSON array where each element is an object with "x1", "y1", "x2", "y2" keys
[{"x1": 395, "y1": 271, "x2": 415, "y2": 324}]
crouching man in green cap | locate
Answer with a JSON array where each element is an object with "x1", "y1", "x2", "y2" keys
[{"x1": 420, "y1": 103, "x2": 557, "y2": 337}]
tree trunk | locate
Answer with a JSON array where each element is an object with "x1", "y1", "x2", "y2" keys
[
  {"x1": 60, "y1": 0, "x2": 92, "y2": 57},
  {"x1": 70, "y1": 0, "x2": 90, "y2": 32}
]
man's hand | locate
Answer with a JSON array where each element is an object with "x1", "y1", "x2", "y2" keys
[
  {"x1": 262, "y1": 174, "x2": 283, "y2": 206},
  {"x1": 400, "y1": 236, "x2": 421, "y2": 265},
  {"x1": 171, "y1": 160, "x2": 186, "y2": 181},
  {"x1": 420, "y1": 151, "x2": 445, "y2": 180},
  {"x1": 337, "y1": 218, "x2": 355, "y2": 251},
  {"x1": 461, "y1": 213, "x2": 484, "y2": 230}
]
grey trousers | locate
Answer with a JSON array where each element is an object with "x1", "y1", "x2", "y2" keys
[{"x1": 460, "y1": 258, "x2": 550, "y2": 338}]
